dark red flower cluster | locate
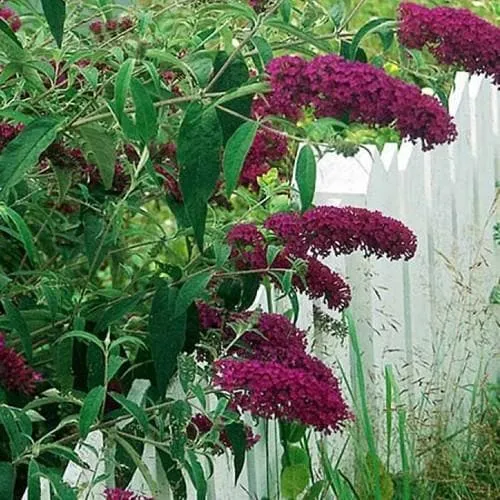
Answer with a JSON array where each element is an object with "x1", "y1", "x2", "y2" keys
[
  {"x1": 239, "y1": 128, "x2": 288, "y2": 190},
  {"x1": 104, "y1": 488, "x2": 151, "y2": 500},
  {"x1": 214, "y1": 358, "x2": 351, "y2": 433},
  {"x1": 90, "y1": 17, "x2": 134, "y2": 38},
  {"x1": 0, "y1": 334, "x2": 42, "y2": 395},
  {"x1": 0, "y1": 5, "x2": 21, "y2": 32},
  {"x1": 42, "y1": 141, "x2": 130, "y2": 194},
  {"x1": 188, "y1": 413, "x2": 260, "y2": 454},
  {"x1": 196, "y1": 306, "x2": 351, "y2": 432},
  {"x1": 299, "y1": 206, "x2": 418, "y2": 260},
  {"x1": 0, "y1": 121, "x2": 23, "y2": 153},
  {"x1": 261, "y1": 54, "x2": 457, "y2": 150},
  {"x1": 399, "y1": 2, "x2": 500, "y2": 85}
]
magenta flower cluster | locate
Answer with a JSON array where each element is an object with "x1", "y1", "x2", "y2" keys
[
  {"x1": 104, "y1": 488, "x2": 151, "y2": 500},
  {"x1": 188, "y1": 413, "x2": 260, "y2": 454},
  {"x1": 239, "y1": 127, "x2": 288, "y2": 190},
  {"x1": 399, "y1": 2, "x2": 500, "y2": 85},
  {"x1": 227, "y1": 206, "x2": 416, "y2": 310},
  {"x1": 260, "y1": 54, "x2": 457, "y2": 150},
  {"x1": 199, "y1": 308, "x2": 351, "y2": 432},
  {"x1": 0, "y1": 4, "x2": 21, "y2": 32},
  {"x1": 0, "y1": 334, "x2": 42, "y2": 395}
]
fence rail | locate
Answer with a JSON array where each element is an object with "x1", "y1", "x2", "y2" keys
[{"x1": 25, "y1": 72, "x2": 499, "y2": 499}]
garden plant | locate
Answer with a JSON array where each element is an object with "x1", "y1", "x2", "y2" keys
[{"x1": 0, "y1": 0, "x2": 498, "y2": 498}]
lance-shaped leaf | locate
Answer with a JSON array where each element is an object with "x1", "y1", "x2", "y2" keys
[
  {"x1": 41, "y1": 0, "x2": 66, "y2": 48},
  {"x1": 0, "y1": 118, "x2": 60, "y2": 198},
  {"x1": 223, "y1": 121, "x2": 258, "y2": 196},
  {"x1": 178, "y1": 102, "x2": 222, "y2": 250},
  {"x1": 295, "y1": 144, "x2": 316, "y2": 211}
]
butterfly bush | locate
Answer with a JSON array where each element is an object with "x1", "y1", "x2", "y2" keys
[
  {"x1": 398, "y1": 2, "x2": 500, "y2": 85},
  {"x1": 260, "y1": 54, "x2": 457, "y2": 150},
  {"x1": 0, "y1": 334, "x2": 42, "y2": 395}
]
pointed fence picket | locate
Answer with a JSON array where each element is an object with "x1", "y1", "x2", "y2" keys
[{"x1": 26, "y1": 72, "x2": 499, "y2": 499}]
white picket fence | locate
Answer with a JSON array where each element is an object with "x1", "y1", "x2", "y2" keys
[{"x1": 26, "y1": 72, "x2": 499, "y2": 499}]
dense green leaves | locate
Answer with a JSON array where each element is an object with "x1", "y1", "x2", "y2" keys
[
  {"x1": 0, "y1": 118, "x2": 60, "y2": 197},
  {"x1": 79, "y1": 124, "x2": 117, "y2": 190},
  {"x1": 295, "y1": 145, "x2": 316, "y2": 211},
  {"x1": 177, "y1": 102, "x2": 223, "y2": 250},
  {"x1": 0, "y1": 20, "x2": 24, "y2": 60},
  {"x1": 41, "y1": 0, "x2": 66, "y2": 48},
  {"x1": 149, "y1": 284, "x2": 187, "y2": 395},
  {"x1": 79, "y1": 385, "x2": 105, "y2": 439},
  {"x1": 223, "y1": 121, "x2": 259, "y2": 196}
]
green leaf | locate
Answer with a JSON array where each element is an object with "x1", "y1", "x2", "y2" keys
[
  {"x1": 54, "y1": 338, "x2": 74, "y2": 392},
  {"x1": 185, "y1": 52, "x2": 214, "y2": 87},
  {"x1": 281, "y1": 464, "x2": 310, "y2": 499},
  {"x1": 109, "y1": 392, "x2": 149, "y2": 434},
  {"x1": 175, "y1": 272, "x2": 212, "y2": 317},
  {"x1": 280, "y1": 0, "x2": 292, "y2": 23},
  {"x1": 43, "y1": 445, "x2": 89, "y2": 469},
  {"x1": 28, "y1": 459, "x2": 41, "y2": 500},
  {"x1": 114, "y1": 58, "x2": 136, "y2": 123},
  {"x1": 186, "y1": 451, "x2": 207, "y2": 500},
  {"x1": 0, "y1": 20, "x2": 24, "y2": 60},
  {"x1": 107, "y1": 355, "x2": 126, "y2": 381},
  {"x1": 79, "y1": 385, "x2": 105, "y2": 439},
  {"x1": 0, "y1": 205, "x2": 38, "y2": 265},
  {"x1": 349, "y1": 18, "x2": 396, "y2": 60},
  {"x1": 94, "y1": 293, "x2": 143, "y2": 333},
  {"x1": 177, "y1": 102, "x2": 223, "y2": 250},
  {"x1": 223, "y1": 121, "x2": 258, "y2": 196},
  {"x1": 0, "y1": 117, "x2": 60, "y2": 198},
  {"x1": 158, "y1": 450, "x2": 187, "y2": 500},
  {"x1": 0, "y1": 407, "x2": 27, "y2": 458},
  {"x1": 57, "y1": 330, "x2": 105, "y2": 353},
  {"x1": 131, "y1": 78, "x2": 158, "y2": 144},
  {"x1": 82, "y1": 211, "x2": 108, "y2": 273},
  {"x1": 251, "y1": 36, "x2": 273, "y2": 72},
  {"x1": 225, "y1": 422, "x2": 247, "y2": 484},
  {"x1": 329, "y1": 1, "x2": 346, "y2": 29},
  {"x1": 79, "y1": 124, "x2": 117, "y2": 190},
  {"x1": 41, "y1": 0, "x2": 66, "y2": 48},
  {"x1": 149, "y1": 284, "x2": 187, "y2": 395},
  {"x1": 295, "y1": 145, "x2": 316, "y2": 211},
  {"x1": 1, "y1": 299, "x2": 31, "y2": 361},
  {"x1": 212, "y1": 52, "x2": 251, "y2": 143},
  {"x1": 0, "y1": 462, "x2": 14, "y2": 499}
]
